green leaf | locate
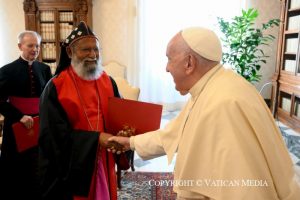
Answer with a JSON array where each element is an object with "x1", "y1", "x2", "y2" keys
[{"x1": 217, "y1": 8, "x2": 279, "y2": 83}]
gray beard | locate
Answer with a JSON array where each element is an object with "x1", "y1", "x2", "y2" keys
[{"x1": 71, "y1": 57, "x2": 103, "y2": 80}]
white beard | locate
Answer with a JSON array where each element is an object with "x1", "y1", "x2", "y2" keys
[{"x1": 71, "y1": 56, "x2": 103, "y2": 80}]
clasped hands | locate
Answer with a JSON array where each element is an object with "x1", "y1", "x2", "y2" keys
[{"x1": 100, "y1": 126, "x2": 135, "y2": 154}]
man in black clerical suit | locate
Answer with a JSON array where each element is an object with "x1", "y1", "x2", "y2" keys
[{"x1": 0, "y1": 31, "x2": 52, "y2": 199}]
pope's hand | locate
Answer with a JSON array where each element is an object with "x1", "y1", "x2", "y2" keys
[{"x1": 99, "y1": 132, "x2": 126, "y2": 154}]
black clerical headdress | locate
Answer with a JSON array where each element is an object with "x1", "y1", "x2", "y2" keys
[{"x1": 55, "y1": 21, "x2": 98, "y2": 75}]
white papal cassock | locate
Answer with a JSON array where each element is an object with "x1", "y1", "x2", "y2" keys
[{"x1": 130, "y1": 65, "x2": 300, "y2": 200}]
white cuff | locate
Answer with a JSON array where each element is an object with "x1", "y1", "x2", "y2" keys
[{"x1": 129, "y1": 136, "x2": 135, "y2": 150}]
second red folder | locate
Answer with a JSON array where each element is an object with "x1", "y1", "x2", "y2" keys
[
  {"x1": 107, "y1": 97, "x2": 163, "y2": 135},
  {"x1": 12, "y1": 116, "x2": 39, "y2": 152}
]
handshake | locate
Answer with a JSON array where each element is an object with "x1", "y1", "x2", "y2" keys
[{"x1": 100, "y1": 126, "x2": 136, "y2": 154}]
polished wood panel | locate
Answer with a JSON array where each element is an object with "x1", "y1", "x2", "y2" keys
[
  {"x1": 273, "y1": 0, "x2": 300, "y2": 133},
  {"x1": 23, "y1": 0, "x2": 93, "y2": 74}
]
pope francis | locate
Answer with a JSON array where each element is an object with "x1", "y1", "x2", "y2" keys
[{"x1": 109, "y1": 27, "x2": 300, "y2": 200}]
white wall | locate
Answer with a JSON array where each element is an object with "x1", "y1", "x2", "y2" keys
[{"x1": 0, "y1": 0, "x2": 25, "y2": 67}]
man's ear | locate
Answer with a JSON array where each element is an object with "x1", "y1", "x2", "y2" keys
[
  {"x1": 185, "y1": 54, "x2": 196, "y2": 75},
  {"x1": 18, "y1": 43, "x2": 22, "y2": 51},
  {"x1": 66, "y1": 46, "x2": 72, "y2": 58}
]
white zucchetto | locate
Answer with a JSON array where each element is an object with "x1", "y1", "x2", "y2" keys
[{"x1": 181, "y1": 27, "x2": 222, "y2": 62}]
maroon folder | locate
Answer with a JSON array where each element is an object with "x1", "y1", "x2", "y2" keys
[
  {"x1": 12, "y1": 116, "x2": 39, "y2": 152},
  {"x1": 107, "y1": 97, "x2": 163, "y2": 135}
]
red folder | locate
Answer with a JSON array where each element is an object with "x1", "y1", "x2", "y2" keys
[
  {"x1": 107, "y1": 97, "x2": 163, "y2": 135},
  {"x1": 12, "y1": 116, "x2": 39, "y2": 152}
]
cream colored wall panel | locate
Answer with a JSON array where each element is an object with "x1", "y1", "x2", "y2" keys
[
  {"x1": 0, "y1": 0, "x2": 25, "y2": 67},
  {"x1": 93, "y1": 0, "x2": 137, "y2": 84}
]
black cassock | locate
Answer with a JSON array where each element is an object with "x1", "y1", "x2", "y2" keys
[{"x1": 0, "y1": 57, "x2": 52, "y2": 199}]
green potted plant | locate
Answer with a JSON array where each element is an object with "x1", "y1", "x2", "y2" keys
[{"x1": 217, "y1": 8, "x2": 280, "y2": 83}]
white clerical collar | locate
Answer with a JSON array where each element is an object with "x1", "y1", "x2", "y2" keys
[
  {"x1": 20, "y1": 55, "x2": 34, "y2": 65},
  {"x1": 189, "y1": 64, "x2": 222, "y2": 99}
]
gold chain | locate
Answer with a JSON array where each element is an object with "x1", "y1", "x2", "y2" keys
[{"x1": 69, "y1": 68, "x2": 100, "y2": 131}]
